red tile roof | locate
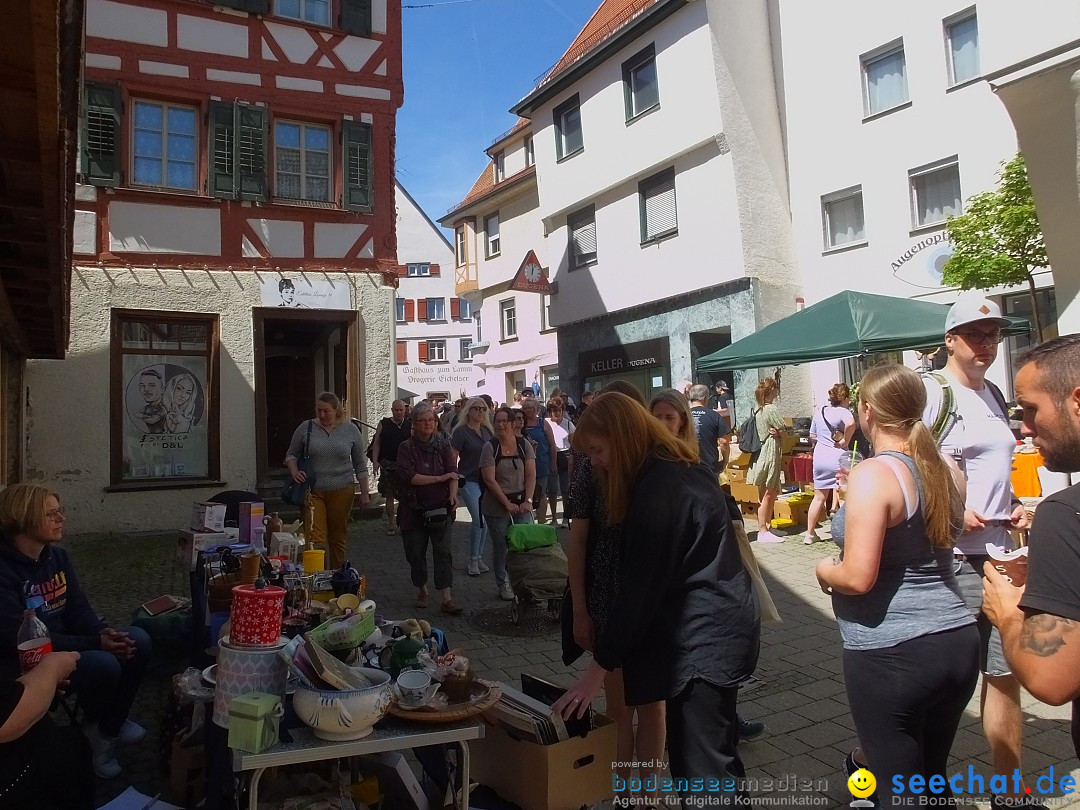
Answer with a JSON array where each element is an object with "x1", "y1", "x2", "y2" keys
[
  {"x1": 445, "y1": 164, "x2": 537, "y2": 220},
  {"x1": 541, "y1": 0, "x2": 662, "y2": 86}
]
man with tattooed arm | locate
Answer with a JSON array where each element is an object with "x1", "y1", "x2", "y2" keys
[{"x1": 983, "y1": 335, "x2": 1080, "y2": 760}]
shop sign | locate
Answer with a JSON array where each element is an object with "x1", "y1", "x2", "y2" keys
[
  {"x1": 579, "y1": 337, "x2": 670, "y2": 376},
  {"x1": 892, "y1": 232, "x2": 953, "y2": 289},
  {"x1": 508, "y1": 250, "x2": 553, "y2": 294},
  {"x1": 399, "y1": 364, "x2": 476, "y2": 391},
  {"x1": 259, "y1": 276, "x2": 352, "y2": 309}
]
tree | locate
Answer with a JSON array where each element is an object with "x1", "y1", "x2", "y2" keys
[{"x1": 943, "y1": 153, "x2": 1048, "y2": 340}]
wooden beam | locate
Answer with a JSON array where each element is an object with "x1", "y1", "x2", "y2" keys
[
  {"x1": 0, "y1": 143, "x2": 43, "y2": 165},
  {"x1": 0, "y1": 226, "x2": 47, "y2": 245},
  {"x1": 0, "y1": 196, "x2": 44, "y2": 214},
  {"x1": 0, "y1": 258, "x2": 48, "y2": 275}
]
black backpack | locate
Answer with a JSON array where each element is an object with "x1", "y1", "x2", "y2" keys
[
  {"x1": 489, "y1": 436, "x2": 530, "y2": 465},
  {"x1": 738, "y1": 409, "x2": 763, "y2": 455}
]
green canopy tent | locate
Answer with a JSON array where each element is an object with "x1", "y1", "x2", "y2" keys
[{"x1": 697, "y1": 291, "x2": 1030, "y2": 372}]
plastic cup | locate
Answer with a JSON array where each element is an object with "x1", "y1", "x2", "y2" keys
[{"x1": 837, "y1": 453, "x2": 864, "y2": 495}]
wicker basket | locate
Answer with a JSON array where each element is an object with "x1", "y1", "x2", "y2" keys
[{"x1": 307, "y1": 611, "x2": 375, "y2": 651}]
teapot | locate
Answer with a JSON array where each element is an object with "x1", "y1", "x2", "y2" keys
[
  {"x1": 264, "y1": 513, "x2": 285, "y2": 536},
  {"x1": 381, "y1": 636, "x2": 425, "y2": 677},
  {"x1": 331, "y1": 560, "x2": 362, "y2": 598}
]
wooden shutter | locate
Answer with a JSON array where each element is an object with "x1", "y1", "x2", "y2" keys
[
  {"x1": 642, "y1": 170, "x2": 677, "y2": 241},
  {"x1": 404, "y1": 299, "x2": 415, "y2": 322},
  {"x1": 418, "y1": 341, "x2": 429, "y2": 363},
  {"x1": 340, "y1": 0, "x2": 372, "y2": 36},
  {"x1": 450, "y1": 298, "x2": 461, "y2": 320},
  {"x1": 343, "y1": 120, "x2": 373, "y2": 212},
  {"x1": 237, "y1": 105, "x2": 268, "y2": 201},
  {"x1": 215, "y1": 0, "x2": 269, "y2": 12},
  {"x1": 418, "y1": 299, "x2": 429, "y2": 321},
  {"x1": 82, "y1": 83, "x2": 121, "y2": 187},
  {"x1": 396, "y1": 341, "x2": 407, "y2": 364},
  {"x1": 429, "y1": 263, "x2": 440, "y2": 277},
  {"x1": 208, "y1": 101, "x2": 236, "y2": 198}
]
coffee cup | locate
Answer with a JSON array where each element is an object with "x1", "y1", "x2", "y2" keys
[
  {"x1": 396, "y1": 669, "x2": 433, "y2": 706},
  {"x1": 985, "y1": 543, "x2": 1029, "y2": 587}
]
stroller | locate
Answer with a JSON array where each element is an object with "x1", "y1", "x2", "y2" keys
[{"x1": 504, "y1": 523, "x2": 567, "y2": 624}]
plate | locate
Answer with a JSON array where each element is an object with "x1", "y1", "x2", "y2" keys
[{"x1": 202, "y1": 664, "x2": 217, "y2": 685}]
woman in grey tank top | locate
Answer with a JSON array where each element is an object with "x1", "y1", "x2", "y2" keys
[{"x1": 816, "y1": 364, "x2": 978, "y2": 800}]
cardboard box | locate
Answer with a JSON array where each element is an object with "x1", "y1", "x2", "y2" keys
[
  {"x1": 177, "y1": 530, "x2": 229, "y2": 571},
  {"x1": 191, "y1": 500, "x2": 227, "y2": 532},
  {"x1": 773, "y1": 497, "x2": 810, "y2": 527},
  {"x1": 362, "y1": 751, "x2": 429, "y2": 810},
  {"x1": 239, "y1": 501, "x2": 264, "y2": 544},
  {"x1": 725, "y1": 466, "x2": 747, "y2": 484},
  {"x1": 472, "y1": 715, "x2": 617, "y2": 810},
  {"x1": 730, "y1": 481, "x2": 760, "y2": 506}
]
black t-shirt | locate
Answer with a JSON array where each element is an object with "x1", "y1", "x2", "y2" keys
[
  {"x1": 377, "y1": 417, "x2": 411, "y2": 463},
  {"x1": 707, "y1": 394, "x2": 728, "y2": 412},
  {"x1": 1019, "y1": 483, "x2": 1080, "y2": 759},
  {"x1": 690, "y1": 405, "x2": 730, "y2": 472}
]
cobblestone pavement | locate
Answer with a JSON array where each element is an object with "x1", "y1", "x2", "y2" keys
[{"x1": 67, "y1": 508, "x2": 1078, "y2": 809}]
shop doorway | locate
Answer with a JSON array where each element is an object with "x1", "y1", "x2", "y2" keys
[{"x1": 253, "y1": 309, "x2": 358, "y2": 487}]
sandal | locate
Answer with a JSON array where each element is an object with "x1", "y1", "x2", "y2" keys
[
  {"x1": 440, "y1": 601, "x2": 463, "y2": 616},
  {"x1": 414, "y1": 590, "x2": 429, "y2": 608}
]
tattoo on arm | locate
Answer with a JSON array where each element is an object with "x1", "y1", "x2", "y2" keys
[{"x1": 1019, "y1": 613, "x2": 1076, "y2": 657}]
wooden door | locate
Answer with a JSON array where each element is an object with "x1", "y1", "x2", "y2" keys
[{"x1": 265, "y1": 355, "x2": 316, "y2": 471}]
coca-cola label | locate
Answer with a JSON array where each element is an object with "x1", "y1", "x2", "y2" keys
[{"x1": 18, "y1": 637, "x2": 52, "y2": 672}]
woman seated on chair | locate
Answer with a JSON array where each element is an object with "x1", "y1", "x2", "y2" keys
[
  {"x1": 0, "y1": 650, "x2": 93, "y2": 809},
  {"x1": 0, "y1": 484, "x2": 151, "y2": 780}
]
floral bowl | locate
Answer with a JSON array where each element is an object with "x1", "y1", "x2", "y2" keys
[{"x1": 292, "y1": 667, "x2": 392, "y2": 741}]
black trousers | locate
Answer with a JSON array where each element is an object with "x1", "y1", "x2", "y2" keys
[
  {"x1": 402, "y1": 518, "x2": 455, "y2": 590},
  {"x1": 844, "y1": 624, "x2": 979, "y2": 796},
  {"x1": 0, "y1": 716, "x2": 94, "y2": 810},
  {"x1": 666, "y1": 678, "x2": 748, "y2": 805}
]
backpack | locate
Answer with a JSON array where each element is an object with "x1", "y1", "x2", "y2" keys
[
  {"x1": 924, "y1": 372, "x2": 1009, "y2": 446},
  {"x1": 738, "y1": 409, "x2": 763, "y2": 455},
  {"x1": 489, "y1": 436, "x2": 530, "y2": 465}
]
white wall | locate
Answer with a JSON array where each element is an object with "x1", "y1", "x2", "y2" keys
[
  {"x1": 978, "y1": 0, "x2": 1080, "y2": 73},
  {"x1": 25, "y1": 267, "x2": 391, "y2": 533}
]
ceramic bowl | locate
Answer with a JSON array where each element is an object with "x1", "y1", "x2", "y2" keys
[{"x1": 292, "y1": 667, "x2": 392, "y2": 741}]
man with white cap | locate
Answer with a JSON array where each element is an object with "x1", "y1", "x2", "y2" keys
[{"x1": 921, "y1": 293, "x2": 1038, "y2": 808}]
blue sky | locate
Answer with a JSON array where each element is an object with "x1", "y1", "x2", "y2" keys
[{"x1": 395, "y1": 0, "x2": 597, "y2": 227}]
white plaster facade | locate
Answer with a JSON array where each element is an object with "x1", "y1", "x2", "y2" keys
[
  {"x1": 393, "y1": 182, "x2": 473, "y2": 402},
  {"x1": 25, "y1": 265, "x2": 391, "y2": 533}
]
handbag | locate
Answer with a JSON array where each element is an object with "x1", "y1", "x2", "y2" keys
[
  {"x1": 281, "y1": 420, "x2": 315, "y2": 507},
  {"x1": 822, "y1": 407, "x2": 846, "y2": 444}
]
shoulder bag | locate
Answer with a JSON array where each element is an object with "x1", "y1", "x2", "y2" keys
[
  {"x1": 281, "y1": 420, "x2": 315, "y2": 507},
  {"x1": 738, "y1": 408, "x2": 763, "y2": 456},
  {"x1": 822, "y1": 407, "x2": 846, "y2": 444}
]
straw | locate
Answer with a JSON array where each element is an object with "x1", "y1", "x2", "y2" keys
[{"x1": 850, "y1": 441, "x2": 858, "y2": 468}]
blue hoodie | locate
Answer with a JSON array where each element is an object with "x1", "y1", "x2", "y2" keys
[{"x1": 0, "y1": 539, "x2": 106, "y2": 676}]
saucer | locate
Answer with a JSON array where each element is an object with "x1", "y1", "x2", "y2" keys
[{"x1": 201, "y1": 664, "x2": 217, "y2": 685}]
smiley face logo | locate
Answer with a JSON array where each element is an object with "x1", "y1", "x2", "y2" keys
[{"x1": 847, "y1": 768, "x2": 876, "y2": 799}]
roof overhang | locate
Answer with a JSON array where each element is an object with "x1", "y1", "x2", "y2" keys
[
  {"x1": 0, "y1": 0, "x2": 81, "y2": 359},
  {"x1": 511, "y1": 0, "x2": 686, "y2": 118},
  {"x1": 438, "y1": 166, "x2": 538, "y2": 228}
]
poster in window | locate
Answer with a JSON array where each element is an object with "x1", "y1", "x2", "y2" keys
[{"x1": 122, "y1": 357, "x2": 208, "y2": 479}]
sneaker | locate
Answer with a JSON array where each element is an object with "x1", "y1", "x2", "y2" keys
[
  {"x1": 756, "y1": 531, "x2": 785, "y2": 544},
  {"x1": 86, "y1": 724, "x2": 122, "y2": 779},
  {"x1": 992, "y1": 796, "x2": 1048, "y2": 810},
  {"x1": 843, "y1": 750, "x2": 877, "y2": 807},
  {"x1": 498, "y1": 583, "x2": 515, "y2": 601},
  {"x1": 802, "y1": 531, "x2": 820, "y2": 545},
  {"x1": 467, "y1": 558, "x2": 480, "y2": 577},
  {"x1": 737, "y1": 719, "x2": 766, "y2": 742},
  {"x1": 117, "y1": 719, "x2": 146, "y2": 745},
  {"x1": 476, "y1": 559, "x2": 490, "y2": 573}
]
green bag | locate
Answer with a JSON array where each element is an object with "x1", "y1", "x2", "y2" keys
[{"x1": 506, "y1": 523, "x2": 558, "y2": 553}]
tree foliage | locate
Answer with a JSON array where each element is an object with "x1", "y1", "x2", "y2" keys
[{"x1": 943, "y1": 153, "x2": 1047, "y2": 339}]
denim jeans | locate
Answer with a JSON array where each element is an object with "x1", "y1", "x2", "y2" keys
[
  {"x1": 459, "y1": 480, "x2": 486, "y2": 559},
  {"x1": 483, "y1": 511, "x2": 534, "y2": 587},
  {"x1": 68, "y1": 624, "x2": 152, "y2": 736}
]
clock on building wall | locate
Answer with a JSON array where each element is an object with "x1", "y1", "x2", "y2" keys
[{"x1": 510, "y1": 249, "x2": 553, "y2": 293}]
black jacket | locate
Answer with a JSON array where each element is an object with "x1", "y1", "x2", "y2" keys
[{"x1": 593, "y1": 457, "x2": 760, "y2": 705}]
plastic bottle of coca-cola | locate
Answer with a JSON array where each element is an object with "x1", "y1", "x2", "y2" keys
[{"x1": 17, "y1": 608, "x2": 52, "y2": 673}]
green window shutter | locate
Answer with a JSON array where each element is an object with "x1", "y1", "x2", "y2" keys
[
  {"x1": 340, "y1": 0, "x2": 372, "y2": 36},
  {"x1": 208, "y1": 101, "x2": 236, "y2": 199},
  {"x1": 82, "y1": 82, "x2": 121, "y2": 187},
  {"x1": 237, "y1": 105, "x2": 268, "y2": 201},
  {"x1": 343, "y1": 120, "x2": 373, "y2": 212},
  {"x1": 215, "y1": 0, "x2": 269, "y2": 13}
]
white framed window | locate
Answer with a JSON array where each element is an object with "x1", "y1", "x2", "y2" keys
[
  {"x1": 132, "y1": 100, "x2": 197, "y2": 190},
  {"x1": 407, "y1": 263, "x2": 431, "y2": 277},
  {"x1": 485, "y1": 213, "x2": 501, "y2": 258},
  {"x1": 500, "y1": 298, "x2": 517, "y2": 340},
  {"x1": 395, "y1": 298, "x2": 406, "y2": 323},
  {"x1": 275, "y1": 120, "x2": 331, "y2": 202},
  {"x1": 427, "y1": 340, "x2": 446, "y2": 362},
  {"x1": 554, "y1": 95, "x2": 583, "y2": 160},
  {"x1": 862, "y1": 42, "x2": 909, "y2": 117},
  {"x1": 455, "y1": 226, "x2": 466, "y2": 267},
  {"x1": 568, "y1": 206, "x2": 597, "y2": 268},
  {"x1": 639, "y1": 168, "x2": 677, "y2": 243},
  {"x1": 945, "y1": 11, "x2": 979, "y2": 86},
  {"x1": 275, "y1": 0, "x2": 330, "y2": 26},
  {"x1": 540, "y1": 294, "x2": 553, "y2": 332},
  {"x1": 822, "y1": 186, "x2": 866, "y2": 249},
  {"x1": 494, "y1": 151, "x2": 505, "y2": 183},
  {"x1": 459, "y1": 298, "x2": 473, "y2": 321},
  {"x1": 460, "y1": 338, "x2": 473, "y2": 362},
  {"x1": 427, "y1": 297, "x2": 445, "y2": 321},
  {"x1": 910, "y1": 158, "x2": 962, "y2": 228},
  {"x1": 623, "y1": 44, "x2": 659, "y2": 120},
  {"x1": 524, "y1": 136, "x2": 535, "y2": 167}
]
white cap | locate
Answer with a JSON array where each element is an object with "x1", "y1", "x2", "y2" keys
[{"x1": 944, "y1": 294, "x2": 1009, "y2": 334}]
